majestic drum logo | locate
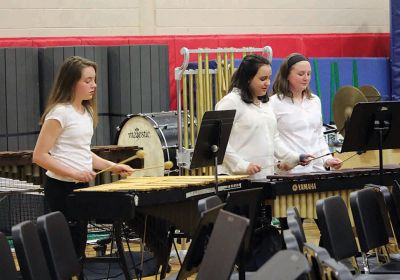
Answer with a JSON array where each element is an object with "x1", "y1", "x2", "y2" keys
[
  {"x1": 128, "y1": 128, "x2": 151, "y2": 139},
  {"x1": 117, "y1": 112, "x2": 184, "y2": 177}
]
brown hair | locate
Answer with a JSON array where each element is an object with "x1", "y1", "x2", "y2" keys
[
  {"x1": 272, "y1": 53, "x2": 312, "y2": 100},
  {"x1": 229, "y1": 54, "x2": 271, "y2": 104},
  {"x1": 40, "y1": 56, "x2": 98, "y2": 126}
]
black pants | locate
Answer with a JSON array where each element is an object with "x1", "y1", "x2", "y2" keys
[{"x1": 44, "y1": 176, "x2": 88, "y2": 260}]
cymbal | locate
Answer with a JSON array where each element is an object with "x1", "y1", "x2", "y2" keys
[
  {"x1": 333, "y1": 86, "x2": 367, "y2": 137},
  {"x1": 359, "y1": 85, "x2": 381, "y2": 102}
]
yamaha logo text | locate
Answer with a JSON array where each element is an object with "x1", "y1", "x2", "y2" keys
[{"x1": 292, "y1": 183, "x2": 317, "y2": 192}]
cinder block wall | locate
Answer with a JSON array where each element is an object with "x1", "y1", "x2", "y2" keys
[{"x1": 0, "y1": 0, "x2": 389, "y2": 37}]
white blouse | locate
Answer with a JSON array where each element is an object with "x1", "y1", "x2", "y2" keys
[
  {"x1": 269, "y1": 93, "x2": 332, "y2": 173},
  {"x1": 45, "y1": 104, "x2": 94, "y2": 182},
  {"x1": 215, "y1": 88, "x2": 299, "y2": 179}
]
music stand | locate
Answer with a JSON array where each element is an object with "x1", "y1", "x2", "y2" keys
[
  {"x1": 189, "y1": 110, "x2": 236, "y2": 194},
  {"x1": 224, "y1": 187, "x2": 263, "y2": 280},
  {"x1": 174, "y1": 203, "x2": 225, "y2": 280},
  {"x1": 341, "y1": 101, "x2": 400, "y2": 182}
]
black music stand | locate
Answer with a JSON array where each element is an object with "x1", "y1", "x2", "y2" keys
[
  {"x1": 174, "y1": 203, "x2": 225, "y2": 280},
  {"x1": 341, "y1": 101, "x2": 400, "y2": 182},
  {"x1": 224, "y1": 187, "x2": 264, "y2": 280},
  {"x1": 189, "y1": 110, "x2": 236, "y2": 194}
]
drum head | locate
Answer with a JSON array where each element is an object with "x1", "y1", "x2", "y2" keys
[{"x1": 117, "y1": 115, "x2": 164, "y2": 176}]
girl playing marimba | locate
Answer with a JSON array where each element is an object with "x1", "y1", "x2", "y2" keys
[
  {"x1": 215, "y1": 54, "x2": 312, "y2": 179},
  {"x1": 33, "y1": 56, "x2": 133, "y2": 262},
  {"x1": 270, "y1": 53, "x2": 343, "y2": 173}
]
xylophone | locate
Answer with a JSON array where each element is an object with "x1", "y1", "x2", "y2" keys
[
  {"x1": 68, "y1": 175, "x2": 250, "y2": 230},
  {"x1": 67, "y1": 175, "x2": 250, "y2": 280},
  {"x1": 252, "y1": 165, "x2": 400, "y2": 219},
  {"x1": 0, "y1": 145, "x2": 144, "y2": 186},
  {"x1": 0, "y1": 177, "x2": 44, "y2": 234},
  {"x1": 66, "y1": 169, "x2": 400, "y2": 279}
]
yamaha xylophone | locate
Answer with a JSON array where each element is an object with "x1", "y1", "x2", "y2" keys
[{"x1": 252, "y1": 165, "x2": 400, "y2": 218}]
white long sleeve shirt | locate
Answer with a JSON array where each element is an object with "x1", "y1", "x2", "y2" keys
[
  {"x1": 215, "y1": 88, "x2": 299, "y2": 179},
  {"x1": 269, "y1": 93, "x2": 332, "y2": 173}
]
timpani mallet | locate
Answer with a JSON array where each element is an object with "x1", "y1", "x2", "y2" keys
[{"x1": 96, "y1": 149, "x2": 145, "y2": 175}]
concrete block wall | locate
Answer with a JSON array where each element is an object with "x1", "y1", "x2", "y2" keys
[{"x1": 0, "y1": 0, "x2": 390, "y2": 37}]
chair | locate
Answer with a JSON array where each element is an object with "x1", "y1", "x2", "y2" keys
[
  {"x1": 283, "y1": 229, "x2": 300, "y2": 251},
  {"x1": 303, "y1": 237, "x2": 397, "y2": 280},
  {"x1": 36, "y1": 211, "x2": 81, "y2": 280},
  {"x1": 378, "y1": 182, "x2": 400, "y2": 261},
  {"x1": 284, "y1": 215, "x2": 330, "y2": 280},
  {"x1": 350, "y1": 187, "x2": 400, "y2": 274},
  {"x1": 321, "y1": 258, "x2": 400, "y2": 280},
  {"x1": 321, "y1": 258, "x2": 354, "y2": 280},
  {"x1": 317, "y1": 195, "x2": 400, "y2": 278},
  {"x1": 382, "y1": 181, "x2": 400, "y2": 246},
  {"x1": 196, "y1": 209, "x2": 250, "y2": 280},
  {"x1": 392, "y1": 180, "x2": 400, "y2": 209},
  {"x1": 0, "y1": 231, "x2": 19, "y2": 280},
  {"x1": 12, "y1": 220, "x2": 52, "y2": 280},
  {"x1": 302, "y1": 243, "x2": 331, "y2": 279},
  {"x1": 316, "y1": 196, "x2": 360, "y2": 266},
  {"x1": 363, "y1": 185, "x2": 395, "y2": 241},
  {"x1": 248, "y1": 250, "x2": 311, "y2": 280},
  {"x1": 287, "y1": 207, "x2": 306, "y2": 242},
  {"x1": 286, "y1": 207, "x2": 306, "y2": 251}
]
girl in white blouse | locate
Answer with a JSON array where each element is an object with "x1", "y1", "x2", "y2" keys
[
  {"x1": 215, "y1": 54, "x2": 312, "y2": 179},
  {"x1": 270, "y1": 53, "x2": 342, "y2": 173}
]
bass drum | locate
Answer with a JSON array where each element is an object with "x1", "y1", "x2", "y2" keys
[{"x1": 116, "y1": 111, "x2": 184, "y2": 176}]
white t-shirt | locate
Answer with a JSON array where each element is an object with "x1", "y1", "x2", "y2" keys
[
  {"x1": 215, "y1": 88, "x2": 299, "y2": 179},
  {"x1": 45, "y1": 104, "x2": 94, "y2": 182},
  {"x1": 269, "y1": 93, "x2": 332, "y2": 173}
]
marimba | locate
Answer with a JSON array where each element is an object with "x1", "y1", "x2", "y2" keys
[
  {"x1": 0, "y1": 145, "x2": 144, "y2": 186},
  {"x1": 252, "y1": 166, "x2": 400, "y2": 219},
  {"x1": 68, "y1": 175, "x2": 250, "y2": 231},
  {"x1": 67, "y1": 175, "x2": 250, "y2": 279}
]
